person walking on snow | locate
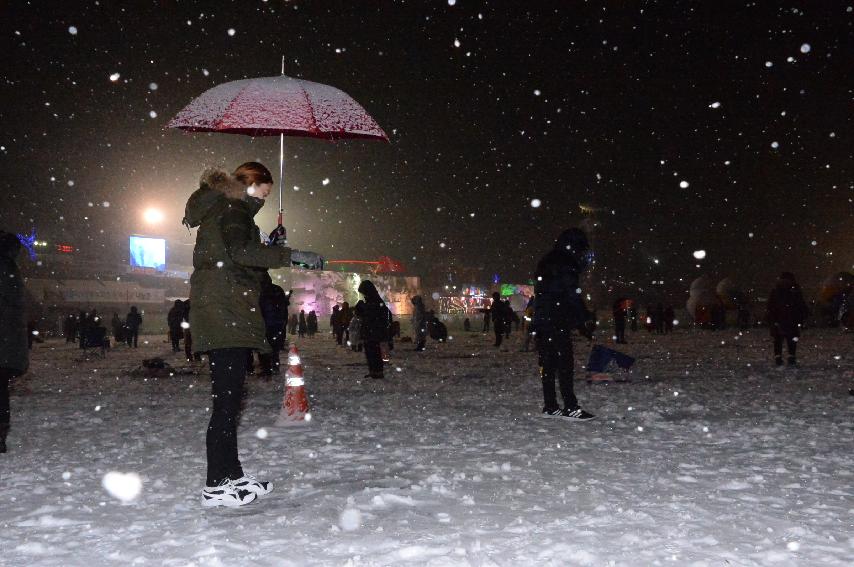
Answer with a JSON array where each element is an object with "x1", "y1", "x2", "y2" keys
[
  {"x1": 766, "y1": 272, "x2": 808, "y2": 367},
  {"x1": 355, "y1": 280, "x2": 392, "y2": 379},
  {"x1": 533, "y1": 228, "x2": 596, "y2": 421},
  {"x1": 0, "y1": 231, "x2": 29, "y2": 453},
  {"x1": 184, "y1": 162, "x2": 291, "y2": 507}
]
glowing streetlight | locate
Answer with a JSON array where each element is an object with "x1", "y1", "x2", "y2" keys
[{"x1": 143, "y1": 208, "x2": 165, "y2": 224}]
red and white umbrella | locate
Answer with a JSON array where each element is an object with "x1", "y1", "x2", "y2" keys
[{"x1": 168, "y1": 68, "x2": 387, "y2": 230}]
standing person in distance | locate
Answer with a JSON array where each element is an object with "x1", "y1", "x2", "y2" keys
[
  {"x1": 258, "y1": 274, "x2": 289, "y2": 377},
  {"x1": 410, "y1": 295, "x2": 428, "y2": 351},
  {"x1": 125, "y1": 306, "x2": 142, "y2": 348},
  {"x1": 298, "y1": 309, "x2": 307, "y2": 338},
  {"x1": 307, "y1": 310, "x2": 318, "y2": 337},
  {"x1": 489, "y1": 292, "x2": 508, "y2": 348},
  {"x1": 340, "y1": 301, "x2": 352, "y2": 345},
  {"x1": 0, "y1": 231, "x2": 29, "y2": 453},
  {"x1": 167, "y1": 300, "x2": 184, "y2": 352},
  {"x1": 184, "y1": 162, "x2": 291, "y2": 507},
  {"x1": 533, "y1": 228, "x2": 596, "y2": 421},
  {"x1": 330, "y1": 305, "x2": 342, "y2": 345},
  {"x1": 612, "y1": 299, "x2": 627, "y2": 344},
  {"x1": 766, "y1": 272, "x2": 808, "y2": 367},
  {"x1": 355, "y1": 280, "x2": 392, "y2": 379}
]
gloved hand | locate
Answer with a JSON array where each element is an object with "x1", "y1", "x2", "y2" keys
[
  {"x1": 290, "y1": 249, "x2": 324, "y2": 270},
  {"x1": 268, "y1": 224, "x2": 287, "y2": 247}
]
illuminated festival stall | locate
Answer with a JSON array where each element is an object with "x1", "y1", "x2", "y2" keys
[{"x1": 269, "y1": 267, "x2": 420, "y2": 317}]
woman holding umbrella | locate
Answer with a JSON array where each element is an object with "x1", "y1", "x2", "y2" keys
[{"x1": 183, "y1": 162, "x2": 290, "y2": 507}]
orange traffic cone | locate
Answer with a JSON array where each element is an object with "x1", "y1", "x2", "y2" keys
[{"x1": 275, "y1": 344, "x2": 311, "y2": 426}]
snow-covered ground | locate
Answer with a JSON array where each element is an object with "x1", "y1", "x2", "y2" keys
[{"x1": 2, "y1": 327, "x2": 852, "y2": 566}]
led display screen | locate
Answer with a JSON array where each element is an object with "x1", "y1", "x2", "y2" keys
[{"x1": 129, "y1": 236, "x2": 166, "y2": 271}]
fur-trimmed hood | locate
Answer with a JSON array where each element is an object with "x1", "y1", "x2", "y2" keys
[{"x1": 183, "y1": 168, "x2": 247, "y2": 228}]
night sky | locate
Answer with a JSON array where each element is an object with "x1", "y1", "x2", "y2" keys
[{"x1": 1, "y1": 1, "x2": 851, "y2": 298}]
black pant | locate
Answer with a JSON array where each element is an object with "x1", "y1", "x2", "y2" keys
[
  {"x1": 614, "y1": 317, "x2": 626, "y2": 343},
  {"x1": 206, "y1": 348, "x2": 248, "y2": 486},
  {"x1": 493, "y1": 323, "x2": 504, "y2": 347},
  {"x1": 170, "y1": 330, "x2": 181, "y2": 351},
  {"x1": 0, "y1": 368, "x2": 11, "y2": 428},
  {"x1": 773, "y1": 335, "x2": 797, "y2": 361},
  {"x1": 537, "y1": 333, "x2": 578, "y2": 411},
  {"x1": 126, "y1": 329, "x2": 139, "y2": 348},
  {"x1": 334, "y1": 326, "x2": 345, "y2": 345},
  {"x1": 364, "y1": 341, "x2": 383, "y2": 376}
]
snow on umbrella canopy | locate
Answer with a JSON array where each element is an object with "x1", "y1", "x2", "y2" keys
[{"x1": 167, "y1": 75, "x2": 388, "y2": 141}]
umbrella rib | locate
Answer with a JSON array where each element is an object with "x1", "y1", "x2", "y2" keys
[
  {"x1": 214, "y1": 81, "x2": 256, "y2": 132},
  {"x1": 298, "y1": 82, "x2": 320, "y2": 135}
]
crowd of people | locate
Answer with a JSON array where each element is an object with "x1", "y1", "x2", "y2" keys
[
  {"x1": 59, "y1": 306, "x2": 144, "y2": 352},
  {"x1": 1, "y1": 160, "x2": 850, "y2": 506}
]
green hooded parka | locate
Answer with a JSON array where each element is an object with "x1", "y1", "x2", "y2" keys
[{"x1": 183, "y1": 169, "x2": 291, "y2": 353}]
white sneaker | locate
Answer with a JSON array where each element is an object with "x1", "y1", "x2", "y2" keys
[
  {"x1": 232, "y1": 474, "x2": 273, "y2": 497},
  {"x1": 201, "y1": 479, "x2": 257, "y2": 508}
]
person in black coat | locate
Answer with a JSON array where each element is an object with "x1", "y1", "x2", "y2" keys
[
  {"x1": 298, "y1": 310, "x2": 307, "y2": 337},
  {"x1": 111, "y1": 312, "x2": 125, "y2": 344},
  {"x1": 330, "y1": 305, "x2": 342, "y2": 344},
  {"x1": 182, "y1": 300, "x2": 201, "y2": 362},
  {"x1": 488, "y1": 292, "x2": 508, "y2": 348},
  {"x1": 654, "y1": 303, "x2": 666, "y2": 334},
  {"x1": 410, "y1": 295, "x2": 428, "y2": 351},
  {"x1": 354, "y1": 280, "x2": 392, "y2": 379},
  {"x1": 0, "y1": 231, "x2": 28, "y2": 453},
  {"x1": 663, "y1": 305, "x2": 675, "y2": 334},
  {"x1": 612, "y1": 299, "x2": 627, "y2": 344},
  {"x1": 258, "y1": 275, "x2": 289, "y2": 376},
  {"x1": 167, "y1": 300, "x2": 184, "y2": 352},
  {"x1": 307, "y1": 310, "x2": 318, "y2": 337},
  {"x1": 125, "y1": 306, "x2": 142, "y2": 347},
  {"x1": 766, "y1": 272, "x2": 808, "y2": 367},
  {"x1": 532, "y1": 228, "x2": 596, "y2": 421}
]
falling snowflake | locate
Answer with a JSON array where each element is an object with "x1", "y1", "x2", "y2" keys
[
  {"x1": 765, "y1": 61, "x2": 773, "y2": 68},
  {"x1": 149, "y1": 110, "x2": 157, "y2": 118},
  {"x1": 453, "y1": 38, "x2": 460, "y2": 48},
  {"x1": 534, "y1": 89, "x2": 541, "y2": 96},
  {"x1": 448, "y1": 0, "x2": 457, "y2": 5},
  {"x1": 771, "y1": 141, "x2": 779, "y2": 149},
  {"x1": 530, "y1": 198, "x2": 541, "y2": 208},
  {"x1": 109, "y1": 73, "x2": 121, "y2": 82},
  {"x1": 693, "y1": 250, "x2": 706, "y2": 260},
  {"x1": 321, "y1": 178, "x2": 330, "y2": 186},
  {"x1": 679, "y1": 180, "x2": 689, "y2": 188},
  {"x1": 800, "y1": 43, "x2": 811, "y2": 53},
  {"x1": 148, "y1": 82, "x2": 158, "y2": 91},
  {"x1": 708, "y1": 101, "x2": 721, "y2": 109},
  {"x1": 68, "y1": 26, "x2": 78, "y2": 35},
  {"x1": 227, "y1": 28, "x2": 236, "y2": 36},
  {"x1": 101, "y1": 471, "x2": 142, "y2": 503},
  {"x1": 339, "y1": 508, "x2": 362, "y2": 531}
]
